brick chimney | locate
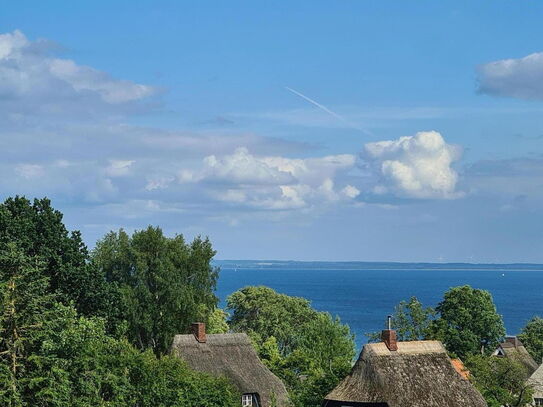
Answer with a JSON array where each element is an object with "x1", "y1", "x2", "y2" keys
[
  {"x1": 191, "y1": 322, "x2": 207, "y2": 343},
  {"x1": 381, "y1": 315, "x2": 398, "y2": 351}
]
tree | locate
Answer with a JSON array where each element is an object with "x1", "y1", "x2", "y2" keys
[
  {"x1": 130, "y1": 351, "x2": 239, "y2": 407},
  {"x1": 0, "y1": 197, "x2": 113, "y2": 319},
  {"x1": 0, "y1": 243, "x2": 53, "y2": 406},
  {"x1": 429, "y1": 285, "x2": 505, "y2": 359},
  {"x1": 518, "y1": 316, "x2": 543, "y2": 364},
  {"x1": 289, "y1": 312, "x2": 355, "y2": 407},
  {"x1": 207, "y1": 308, "x2": 229, "y2": 334},
  {"x1": 25, "y1": 304, "x2": 240, "y2": 407},
  {"x1": 227, "y1": 286, "x2": 317, "y2": 354},
  {"x1": 466, "y1": 354, "x2": 533, "y2": 407},
  {"x1": 227, "y1": 286, "x2": 355, "y2": 407},
  {"x1": 0, "y1": 301, "x2": 240, "y2": 407},
  {"x1": 91, "y1": 227, "x2": 219, "y2": 355},
  {"x1": 367, "y1": 296, "x2": 435, "y2": 342}
]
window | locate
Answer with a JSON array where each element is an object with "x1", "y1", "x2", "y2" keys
[
  {"x1": 535, "y1": 398, "x2": 543, "y2": 406},
  {"x1": 242, "y1": 394, "x2": 253, "y2": 407}
]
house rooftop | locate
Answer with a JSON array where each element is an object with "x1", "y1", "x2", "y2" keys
[
  {"x1": 324, "y1": 338, "x2": 487, "y2": 407},
  {"x1": 171, "y1": 324, "x2": 289, "y2": 407},
  {"x1": 493, "y1": 336, "x2": 539, "y2": 378}
]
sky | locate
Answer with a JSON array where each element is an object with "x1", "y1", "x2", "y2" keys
[{"x1": 1, "y1": 1, "x2": 543, "y2": 262}]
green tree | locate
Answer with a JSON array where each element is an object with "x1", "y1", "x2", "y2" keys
[
  {"x1": 129, "y1": 351, "x2": 239, "y2": 407},
  {"x1": 227, "y1": 286, "x2": 355, "y2": 407},
  {"x1": 466, "y1": 354, "x2": 533, "y2": 407},
  {"x1": 0, "y1": 197, "x2": 113, "y2": 319},
  {"x1": 0, "y1": 243, "x2": 53, "y2": 406},
  {"x1": 227, "y1": 286, "x2": 316, "y2": 354},
  {"x1": 518, "y1": 316, "x2": 543, "y2": 364},
  {"x1": 207, "y1": 308, "x2": 229, "y2": 334},
  {"x1": 91, "y1": 227, "x2": 219, "y2": 355},
  {"x1": 367, "y1": 296, "x2": 435, "y2": 342},
  {"x1": 14, "y1": 302, "x2": 239, "y2": 407},
  {"x1": 429, "y1": 285, "x2": 505, "y2": 359}
]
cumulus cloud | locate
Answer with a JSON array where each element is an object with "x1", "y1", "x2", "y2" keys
[
  {"x1": 179, "y1": 147, "x2": 359, "y2": 210},
  {"x1": 180, "y1": 147, "x2": 296, "y2": 185},
  {"x1": 477, "y1": 52, "x2": 543, "y2": 100},
  {"x1": 362, "y1": 131, "x2": 462, "y2": 199},
  {"x1": 0, "y1": 30, "x2": 157, "y2": 120}
]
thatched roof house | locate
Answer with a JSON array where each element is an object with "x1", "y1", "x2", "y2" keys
[
  {"x1": 528, "y1": 362, "x2": 543, "y2": 406},
  {"x1": 492, "y1": 336, "x2": 538, "y2": 378},
  {"x1": 323, "y1": 327, "x2": 487, "y2": 407},
  {"x1": 171, "y1": 323, "x2": 289, "y2": 407}
]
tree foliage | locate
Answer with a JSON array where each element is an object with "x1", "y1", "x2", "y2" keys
[
  {"x1": 227, "y1": 286, "x2": 355, "y2": 407},
  {"x1": 206, "y1": 308, "x2": 229, "y2": 334},
  {"x1": 0, "y1": 302, "x2": 240, "y2": 407},
  {"x1": 91, "y1": 227, "x2": 219, "y2": 355},
  {"x1": 0, "y1": 246, "x2": 238, "y2": 407},
  {"x1": 0, "y1": 196, "x2": 238, "y2": 406},
  {"x1": 0, "y1": 243, "x2": 53, "y2": 405},
  {"x1": 367, "y1": 296, "x2": 435, "y2": 342},
  {"x1": 466, "y1": 354, "x2": 533, "y2": 407},
  {"x1": 429, "y1": 285, "x2": 505, "y2": 359},
  {"x1": 518, "y1": 316, "x2": 543, "y2": 364},
  {"x1": 0, "y1": 197, "x2": 113, "y2": 318}
]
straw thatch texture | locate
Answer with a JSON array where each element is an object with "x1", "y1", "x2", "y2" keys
[
  {"x1": 494, "y1": 338, "x2": 539, "y2": 378},
  {"x1": 529, "y1": 363, "x2": 543, "y2": 400},
  {"x1": 323, "y1": 340, "x2": 487, "y2": 407},
  {"x1": 171, "y1": 333, "x2": 289, "y2": 407}
]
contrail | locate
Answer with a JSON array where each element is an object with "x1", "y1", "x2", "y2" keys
[
  {"x1": 285, "y1": 86, "x2": 373, "y2": 136},
  {"x1": 285, "y1": 86, "x2": 347, "y2": 122}
]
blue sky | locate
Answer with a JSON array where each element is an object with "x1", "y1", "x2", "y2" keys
[{"x1": 1, "y1": 1, "x2": 543, "y2": 262}]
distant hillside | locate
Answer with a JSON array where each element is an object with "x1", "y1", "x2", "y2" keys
[{"x1": 214, "y1": 260, "x2": 543, "y2": 271}]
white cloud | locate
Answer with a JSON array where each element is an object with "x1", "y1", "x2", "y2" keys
[
  {"x1": 178, "y1": 147, "x2": 359, "y2": 210},
  {"x1": 145, "y1": 176, "x2": 175, "y2": 191},
  {"x1": 182, "y1": 147, "x2": 296, "y2": 185},
  {"x1": 105, "y1": 160, "x2": 135, "y2": 177},
  {"x1": 48, "y1": 59, "x2": 153, "y2": 104},
  {"x1": 342, "y1": 185, "x2": 360, "y2": 199},
  {"x1": 0, "y1": 30, "x2": 476, "y2": 228},
  {"x1": 477, "y1": 52, "x2": 543, "y2": 100},
  {"x1": 362, "y1": 131, "x2": 462, "y2": 199},
  {"x1": 0, "y1": 30, "x2": 157, "y2": 120},
  {"x1": 15, "y1": 163, "x2": 44, "y2": 179}
]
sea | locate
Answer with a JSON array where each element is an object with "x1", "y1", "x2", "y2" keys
[{"x1": 214, "y1": 260, "x2": 543, "y2": 349}]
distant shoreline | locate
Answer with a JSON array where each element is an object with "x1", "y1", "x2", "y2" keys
[{"x1": 214, "y1": 260, "x2": 543, "y2": 271}]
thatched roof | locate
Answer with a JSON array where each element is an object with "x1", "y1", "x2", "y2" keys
[
  {"x1": 323, "y1": 340, "x2": 487, "y2": 407},
  {"x1": 171, "y1": 333, "x2": 290, "y2": 407},
  {"x1": 529, "y1": 362, "x2": 543, "y2": 399},
  {"x1": 493, "y1": 337, "x2": 539, "y2": 378}
]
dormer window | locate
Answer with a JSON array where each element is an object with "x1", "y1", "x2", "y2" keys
[
  {"x1": 241, "y1": 394, "x2": 253, "y2": 406},
  {"x1": 242, "y1": 393, "x2": 260, "y2": 407}
]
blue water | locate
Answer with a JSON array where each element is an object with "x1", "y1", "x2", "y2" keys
[{"x1": 215, "y1": 261, "x2": 543, "y2": 348}]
